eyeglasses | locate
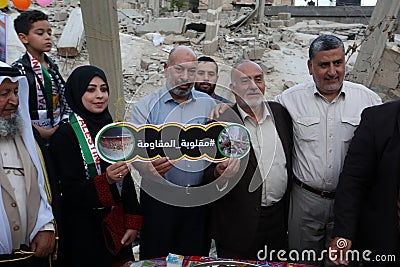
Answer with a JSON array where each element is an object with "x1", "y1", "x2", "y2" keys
[{"x1": 3, "y1": 167, "x2": 24, "y2": 176}]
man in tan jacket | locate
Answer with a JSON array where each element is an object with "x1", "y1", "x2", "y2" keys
[{"x1": 0, "y1": 63, "x2": 55, "y2": 267}]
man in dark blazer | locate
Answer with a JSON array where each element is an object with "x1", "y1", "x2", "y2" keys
[
  {"x1": 207, "y1": 60, "x2": 293, "y2": 261},
  {"x1": 330, "y1": 100, "x2": 399, "y2": 267}
]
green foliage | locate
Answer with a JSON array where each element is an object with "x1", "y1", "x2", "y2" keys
[
  {"x1": 170, "y1": 0, "x2": 188, "y2": 11},
  {"x1": 159, "y1": 6, "x2": 169, "y2": 16}
]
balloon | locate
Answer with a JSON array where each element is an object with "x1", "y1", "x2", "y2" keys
[
  {"x1": 12, "y1": 0, "x2": 31, "y2": 10},
  {"x1": 37, "y1": 0, "x2": 52, "y2": 6},
  {"x1": 0, "y1": 0, "x2": 7, "y2": 9}
]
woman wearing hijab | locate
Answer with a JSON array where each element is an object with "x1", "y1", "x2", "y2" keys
[{"x1": 50, "y1": 65, "x2": 141, "y2": 267}]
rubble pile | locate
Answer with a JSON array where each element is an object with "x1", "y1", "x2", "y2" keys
[{"x1": 5, "y1": 0, "x2": 399, "y2": 106}]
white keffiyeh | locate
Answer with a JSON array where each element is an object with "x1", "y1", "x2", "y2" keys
[{"x1": 0, "y1": 61, "x2": 53, "y2": 254}]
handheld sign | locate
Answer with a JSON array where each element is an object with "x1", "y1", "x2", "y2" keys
[{"x1": 95, "y1": 122, "x2": 251, "y2": 164}]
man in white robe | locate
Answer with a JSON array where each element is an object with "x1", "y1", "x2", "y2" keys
[{"x1": 0, "y1": 62, "x2": 55, "y2": 267}]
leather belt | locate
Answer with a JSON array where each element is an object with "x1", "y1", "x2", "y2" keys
[{"x1": 294, "y1": 176, "x2": 335, "y2": 199}]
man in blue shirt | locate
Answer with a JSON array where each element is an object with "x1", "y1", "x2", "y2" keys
[{"x1": 130, "y1": 46, "x2": 236, "y2": 260}]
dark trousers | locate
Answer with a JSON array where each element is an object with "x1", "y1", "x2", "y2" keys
[
  {"x1": 217, "y1": 199, "x2": 288, "y2": 261},
  {"x1": 139, "y1": 191, "x2": 209, "y2": 260}
]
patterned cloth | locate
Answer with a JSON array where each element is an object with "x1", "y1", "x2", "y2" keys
[
  {"x1": 122, "y1": 255, "x2": 317, "y2": 267},
  {"x1": 12, "y1": 52, "x2": 72, "y2": 127}
]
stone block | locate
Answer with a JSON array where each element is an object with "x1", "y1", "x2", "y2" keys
[
  {"x1": 281, "y1": 32, "x2": 292, "y2": 42},
  {"x1": 244, "y1": 47, "x2": 265, "y2": 60},
  {"x1": 284, "y1": 18, "x2": 296, "y2": 27},
  {"x1": 206, "y1": 11, "x2": 219, "y2": 22},
  {"x1": 222, "y1": 3, "x2": 234, "y2": 11},
  {"x1": 190, "y1": 32, "x2": 205, "y2": 45},
  {"x1": 205, "y1": 24, "x2": 218, "y2": 40},
  {"x1": 270, "y1": 43, "x2": 281, "y2": 50},
  {"x1": 269, "y1": 20, "x2": 284, "y2": 28},
  {"x1": 184, "y1": 29, "x2": 198, "y2": 39},
  {"x1": 54, "y1": 11, "x2": 68, "y2": 21},
  {"x1": 272, "y1": 32, "x2": 282, "y2": 43},
  {"x1": 260, "y1": 62, "x2": 275, "y2": 74},
  {"x1": 203, "y1": 39, "x2": 219, "y2": 55},
  {"x1": 163, "y1": 34, "x2": 189, "y2": 45},
  {"x1": 140, "y1": 58, "x2": 152, "y2": 70},
  {"x1": 136, "y1": 17, "x2": 186, "y2": 34},
  {"x1": 278, "y1": 12, "x2": 291, "y2": 20},
  {"x1": 57, "y1": 8, "x2": 84, "y2": 57}
]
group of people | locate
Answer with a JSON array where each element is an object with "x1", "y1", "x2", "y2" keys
[
  {"x1": 1, "y1": 10, "x2": 141, "y2": 267},
  {"x1": 0, "y1": 8, "x2": 399, "y2": 267}
]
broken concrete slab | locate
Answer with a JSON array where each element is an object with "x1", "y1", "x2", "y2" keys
[
  {"x1": 191, "y1": 32, "x2": 206, "y2": 45},
  {"x1": 184, "y1": 29, "x2": 198, "y2": 38},
  {"x1": 278, "y1": 12, "x2": 291, "y2": 20},
  {"x1": 371, "y1": 44, "x2": 400, "y2": 90},
  {"x1": 163, "y1": 34, "x2": 189, "y2": 45},
  {"x1": 244, "y1": 47, "x2": 265, "y2": 60},
  {"x1": 54, "y1": 11, "x2": 68, "y2": 22},
  {"x1": 269, "y1": 20, "x2": 284, "y2": 28},
  {"x1": 135, "y1": 17, "x2": 186, "y2": 35},
  {"x1": 57, "y1": 7, "x2": 85, "y2": 57},
  {"x1": 6, "y1": 13, "x2": 25, "y2": 64}
]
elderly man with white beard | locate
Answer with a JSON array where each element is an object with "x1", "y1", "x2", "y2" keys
[
  {"x1": 207, "y1": 59, "x2": 293, "y2": 261},
  {"x1": 0, "y1": 63, "x2": 55, "y2": 267}
]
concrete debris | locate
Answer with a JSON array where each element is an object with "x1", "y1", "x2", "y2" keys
[
  {"x1": 4, "y1": 1, "x2": 399, "y2": 106},
  {"x1": 190, "y1": 33, "x2": 206, "y2": 45},
  {"x1": 135, "y1": 17, "x2": 186, "y2": 35},
  {"x1": 57, "y1": 7, "x2": 85, "y2": 57},
  {"x1": 163, "y1": 34, "x2": 189, "y2": 45},
  {"x1": 53, "y1": 11, "x2": 68, "y2": 22}
]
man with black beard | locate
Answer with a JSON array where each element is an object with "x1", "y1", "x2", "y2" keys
[
  {"x1": 194, "y1": 56, "x2": 232, "y2": 104},
  {"x1": 0, "y1": 63, "x2": 55, "y2": 266},
  {"x1": 130, "y1": 46, "x2": 238, "y2": 260}
]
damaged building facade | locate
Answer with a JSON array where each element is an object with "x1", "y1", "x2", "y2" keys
[{"x1": 5, "y1": 0, "x2": 400, "y2": 117}]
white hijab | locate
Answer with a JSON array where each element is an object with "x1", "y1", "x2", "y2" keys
[{"x1": 0, "y1": 61, "x2": 54, "y2": 254}]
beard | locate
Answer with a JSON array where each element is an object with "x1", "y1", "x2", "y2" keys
[
  {"x1": 170, "y1": 86, "x2": 192, "y2": 97},
  {"x1": 194, "y1": 82, "x2": 216, "y2": 95},
  {"x1": 244, "y1": 96, "x2": 264, "y2": 109},
  {"x1": 0, "y1": 112, "x2": 23, "y2": 139},
  {"x1": 236, "y1": 92, "x2": 264, "y2": 110}
]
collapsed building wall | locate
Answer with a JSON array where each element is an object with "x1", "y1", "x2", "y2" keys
[{"x1": 371, "y1": 45, "x2": 400, "y2": 101}]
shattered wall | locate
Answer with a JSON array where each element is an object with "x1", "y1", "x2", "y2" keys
[{"x1": 371, "y1": 44, "x2": 400, "y2": 100}]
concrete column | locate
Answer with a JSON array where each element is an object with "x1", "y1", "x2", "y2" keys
[
  {"x1": 149, "y1": 0, "x2": 160, "y2": 17},
  {"x1": 203, "y1": 0, "x2": 223, "y2": 55},
  {"x1": 257, "y1": 0, "x2": 265, "y2": 23},
  {"x1": 347, "y1": 0, "x2": 400, "y2": 87},
  {"x1": 80, "y1": 0, "x2": 125, "y2": 121}
]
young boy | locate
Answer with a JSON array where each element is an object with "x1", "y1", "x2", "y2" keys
[{"x1": 12, "y1": 10, "x2": 71, "y2": 140}]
